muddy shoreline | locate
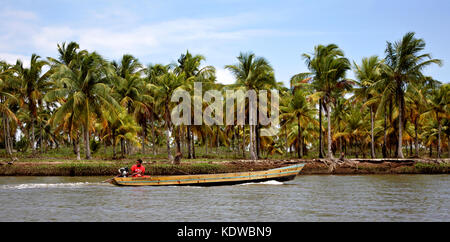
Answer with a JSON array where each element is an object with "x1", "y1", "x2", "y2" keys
[{"x1": 0, "y1": 158, "x2": 448, "y2": 176}]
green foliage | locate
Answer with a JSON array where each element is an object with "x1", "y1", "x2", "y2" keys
[
  {"x1": 90, "y1": 139, "x2": 101, "y2": 154},
  {"x1": 15, "y1": 136, "x2": 29, "y2": 152},
  {"x1": 414, "y1": 162, "x2": 450, "y2": 174},
  {"x1": 0, "y1": 33, "x2": 448, "y2": 162}
]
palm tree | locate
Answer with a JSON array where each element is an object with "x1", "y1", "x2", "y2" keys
[
  {"x1": 225, "y1": 52, "x2": 276, "y2": 160},
  {"x1": 422, "y1": 84, "x2": 449, "y2": 158},
  {"x1": 144, "y1": 63, "x2": 170, "y2": 155},
  {"x1": 46, "y1": 51, "x2": 119, "y2": 159},
  {"x1": 404, "y1": 80, "x2": 429, "y2": 157},
  {"x1": 0, "y1": 61, "x2": 19, "y2": 158},
  {"x1": 335, "y1": 103, "x2": 370, "y2": 157},
  {"x1": 147, "y1": 68, "x2": 185, "y2": 162},
  {"x1": 331, "y1": 96, "x2": 351, "y2": 155},
  {"x1": 15, "y1": 54, "x2": 52, "y2": 155},
  {"x1": 353, "y1": 56, "x2": 383, "y2": 158},
  {"x1": 383, "y1": 32, "x2": 442, "y2": 158},
  {"x1": 175, "y1": 50, "x2": 215, "y2": 159},
  {"x1": 280, "y1": 88, "x2": 316, "y2": 158},
  {"x1": 48, "y1": 42, "x2": 81, "y2": 67},
  {"x1": 103, "y1": 108, "x2": 142, "y2": 158},
  {"x1": 302, "y1": 44, "x2": 352, "y2": 159},
  {"x1": 111, "y1": 54, "x2": 153, "y2": 155}
]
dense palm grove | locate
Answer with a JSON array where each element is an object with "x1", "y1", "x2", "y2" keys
[{"x1": 0, "y1": 32, "x2": 449, "y2": 162}]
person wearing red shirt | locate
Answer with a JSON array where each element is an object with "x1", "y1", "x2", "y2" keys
[{"x1": 131, "y1": 159, "x2": 146, "y2": 177}]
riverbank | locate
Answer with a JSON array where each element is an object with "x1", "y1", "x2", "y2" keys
[{"x1": 0, "y1": 157, "x2": 449, "y2": 176}]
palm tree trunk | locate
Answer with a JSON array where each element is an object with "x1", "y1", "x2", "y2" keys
[
  {"x1": 151, "y1": 120, "x2": 156, "y2": 155},
  {"x1": 397, "y1": 87, "x2": 405, "y2": 158},
  {"x1": 409, "y1": 140, "x2": 413, "y2": 157},
  {"x1": 191, "y1": 130, "x2": 196, "y2": 159},
  {"x1": 84, "y1": 125, "x2": 91, "y2": 159},
  {"x1": 256, "y1": 124, "x2": 261, "y2": 159},
  {"x1": 382, "y1": 108, "x2": 388, "y2": 158},
  {"x1": 112, "y1": 132, "x2": 116, "y2": 159},
  {"x1": 31, "y1": 118, "x2": 36, "y2": 155},
  {"x1": 85, "y1": 100, "x2": 92, "y2": 159},
  {"x1": 165, "y1": 127, "x2": 172, "y2": 161},
  {"x1": 40, "y1": 123, "x2": 43, "y2": 154},
  {"x1": 3, "y1": 115, "x2": 12, "y2": 157},
  {"x1": 241, "y1": 125, "x2": 245, "y2": 159},
  {"x1": 187, "y1": 125, "x2": 192, "y2": 159},
  {"x1": 249, "y1": 124, "x2": 257, "y2": 160},
  {"x1": 284, "y1": 125, "x2": 288, "y2": 157},
  {"x1": 120, "y1": 138, "x2": 125, "y2": 157},
  {"x1": 216, "y1": 126, "x2": 219, "y2": 154},
  {"x1": 448, "y1": 135, "x2": 450, "y2": 159},
  {"x1": 429, "y1": 142, "x2": 432, "y2": 157},
  {"x1": 175, "y1": 126, "x2": 182, "y2": 155},
  {"x1": 233, "y1": 127, "x2": 238, "y2": 157},
  {"x1": 438, "y1": 118, "x2": 442, "y2": 158},
  {"x1": 73, "y1": 138, "x2": 81, "y2": 160},
  {"x1": 326, "y1": 103, "x2": 334, "y2": 159},
  {"x1": 297, "y1": 116, "x2": 303, "y2": 158},
  {"x1": 414, "y1": 119, "x2": 419, "y2": 157},
  {"x1": 318, "y1": 98, "x2": 324, "y2": 158},
  {"x1": 141, "y1": 123, "x2": 146, "y2": 155},
  {"x1": 370, "y1": 106, "x2": 375, "y2": 158},
  {"x1": 165, "y1": 100, "x2": 173, "y2": 161}
]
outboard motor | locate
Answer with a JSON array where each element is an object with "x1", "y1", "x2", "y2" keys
[{"x1": 118, "y1": 167, "x2": 129, "y2": 177}]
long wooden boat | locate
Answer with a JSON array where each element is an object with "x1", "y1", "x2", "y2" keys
[{"x1": 111, "y1": 163, "x2": 305, "y2": 186}]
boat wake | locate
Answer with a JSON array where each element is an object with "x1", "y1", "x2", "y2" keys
[
  {"x1": 1, "y1": 182, "x2": 100, "y2": 190},
  {"x1": 238, "y1": 180, "x2": 284, "y2": 186}
]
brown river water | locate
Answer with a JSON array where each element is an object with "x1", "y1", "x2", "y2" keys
[{"x1": 0, "y1": 175, "x2": 449, "y2": 222}]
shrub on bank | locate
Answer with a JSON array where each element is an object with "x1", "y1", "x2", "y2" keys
[
  {"x1": 0, "y1": 162, "x2": 232, "y2": 176},
  {"x1": 414, "y1": 162, "x2": 450, "y2": 174}
]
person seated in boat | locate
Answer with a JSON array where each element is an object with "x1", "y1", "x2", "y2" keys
[{"x1": 131, "y1": 159, "x2": 146, "y2": 177}]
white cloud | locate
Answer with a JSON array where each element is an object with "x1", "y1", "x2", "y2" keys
[
  {"x1": 0, "y1": 9, "x2": 37, "y2": 20},
  {"x1": 0, "y1": 53, "x2": 30, "y2": 67},
  {"x1": 0, "y1": 9, "x2": 286, "y2": 61},
  {"x1": 215, "y1": 68, "x2": 235, "y2": 85}
]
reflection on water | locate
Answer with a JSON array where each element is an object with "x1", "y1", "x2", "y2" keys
[{"x1": 0, "y1": 175, "x2": 448, "y2": 222}]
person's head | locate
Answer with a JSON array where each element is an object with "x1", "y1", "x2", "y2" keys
[{"x1": 136, "y1": 159, "x2": 143, "y2": 166}]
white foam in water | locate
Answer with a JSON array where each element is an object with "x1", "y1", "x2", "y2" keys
[
  {"x1": 1, "y1": 182, "x2": 93, "y2": 190},
  {"x1": 239, "y1": 180, "x2": 284, "y2": 186}
]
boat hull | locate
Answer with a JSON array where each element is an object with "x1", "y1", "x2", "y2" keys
[{"x1": 111, "y1": 163, "x2": 305, "y2": 187}]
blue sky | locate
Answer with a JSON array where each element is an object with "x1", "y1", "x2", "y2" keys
[{"x1": 1, "y1": 0, "x2": 449, "y2": 86}]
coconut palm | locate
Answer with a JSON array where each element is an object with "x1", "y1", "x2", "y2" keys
[
  {"x1": 0, "y1": 61, "x2": 19, "y2": 157},
  {"x1": 15, "y1": 54, "x2": 52, "y2": 155},
  {"x1": 103, "y1": 108, "x2": 142, "y2": 158},
  {"x1": 422, "y1": 84, "x2": 449, "y2": 158},
  {"x1": 335, "y1": 103, "x2": 370, "y2": 157},
  {"x1": 404, "y1": 80, "x2": 429, "y2": 157},
  {"x1": 331, "y1": 96, "x2": 351, "y2": 155},
  {"x1": 46, "y1": 51, "x2": 120, "y2": 159},
  {"x1": 302, "y1": 44, "x2": 352, "y2": 159},
  {"x1": 353, "y1": 56, "x2": 383, "y2": 158},
  {"x1": 225, "y1": 52, "x2": 276, "y2": 160},
  {"x1": 280, "y1": 89, "x2": 316, "y2": 158},
  {"x1": 144, "y1": 63, "x2": 171, "y2": 155},
  {"x1": 147, "y1": 68, "x2": 185, "y2": 162},
  {"x1": 175, "y1": 50, "x2": 215, "y2": 159},
  {"x1": 111, "y1": 54, "x2": 153, "y2": 155},
  {"x1": 382, "y1": 32, "x2": 442, "y2": 158},
  {"x1": 48, "y1": 41, "x2": 81, "y2": 67}
]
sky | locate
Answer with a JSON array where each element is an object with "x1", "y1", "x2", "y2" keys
[{"x1": 1, "y1": 0, "x2": 449, "y2": 86}]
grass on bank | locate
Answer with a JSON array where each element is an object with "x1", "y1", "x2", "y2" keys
[
  {"x1": 0, "y1": 161, "x2": 234, "y2": 176},
  {"x1": 2, "y1": 141, "x2": 448, "y2": 163}
]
